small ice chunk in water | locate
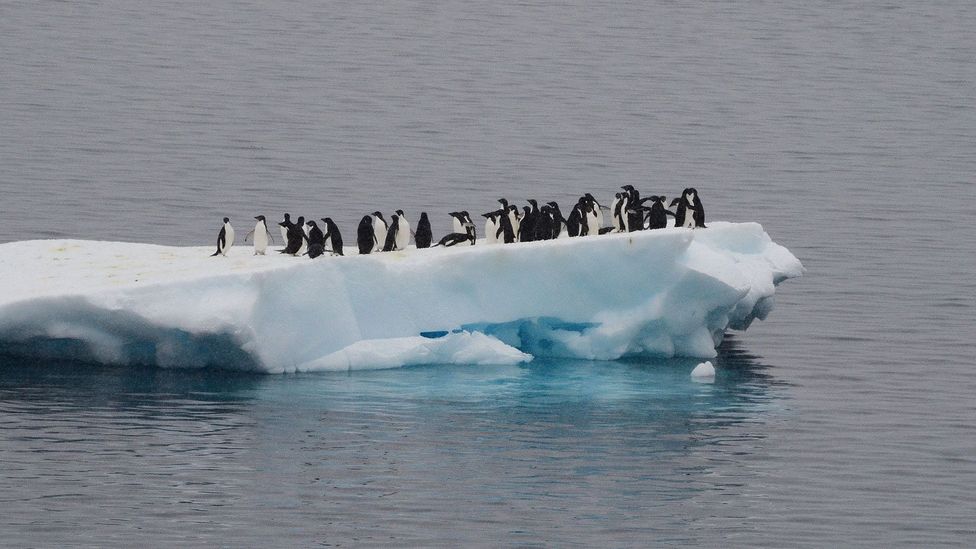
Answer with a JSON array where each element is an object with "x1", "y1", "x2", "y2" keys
[{"x1": 691, "y1": 361, "x2": 715, "y2": 382}]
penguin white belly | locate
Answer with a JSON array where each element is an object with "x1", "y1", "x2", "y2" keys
[
  {"x1": 586, "y1": 212, "x2": 599, "y2": 235},
  {"x1": 452, "y1": 218, "x2": 463, "y2": 235},
  {"x1": 373, "y1": 220, "x2": 387, "y2": 252},
  {"x1": 396, "y1": 219, "x2": 410, "y2": 250},
  {"x1": 224, "y1": 225, "x2": 235, "y2": 254},
  {"x1": 595, "y1": 208, "x2": 604, "y2": 230},
  {"x1": 279, "y1": 227, "x2": 287, "y2": 246},
  {"x1": 253, "y1": 222, "x2": 268, "y2": 254},
  {"x1": 484, "y1": 219, "x2": 498, "y2": 244}
]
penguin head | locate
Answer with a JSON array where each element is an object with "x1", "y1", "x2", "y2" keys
[
  {"x1": 321, "y1": 217, "x2": 332, "y2": 224},
  {"x1": 670, "y1": 197, "x2": 681, "y2": 207},
  {"x1": 255, "y1": 215, "x2": 265, "y2": 221},
  {"x1": 223, "y1": 217, "x2": 230, "y2": 223},
  {"x1": 296, "y1": 216, "x2": 305, "y2": 224},
  {"x1": 396, "y1": 209, "x2": 404, "y2": 216},
  {"x1": 419, "y1": 212, "x2": 429, "y2": 220},
  {"x1": 621, "y1": 185, "x2": 634, "y2": 191},
  {"x1": 283, "y1": 213, "x2": 291, "y2": 220},
  {"x1": 527, "y1": 199, "x2": 538, "y2": 207}
]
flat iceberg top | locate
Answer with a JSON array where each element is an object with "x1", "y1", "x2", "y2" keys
[{"x1": 0, "y1": 222, "x2": 803, "y2": 372}]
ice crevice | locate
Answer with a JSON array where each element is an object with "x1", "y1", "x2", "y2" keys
[{"x1": 0, "y1": 222, "x2": 803, "y2": 372}]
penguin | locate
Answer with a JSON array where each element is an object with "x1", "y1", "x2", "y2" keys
[
  {"x1": 321, "y1": 217, "x2": 343, "y2": 256},
  {"x1": 278, "y1": 213, "x2": 291, "y2": 249},
  {"x1": 295, "y1": 216, "x2": 308, "y2": 255},
  {"x1": 585, "y1": 193, "x2": 605, "y2": 232},
  {"x1": 547, "y1": 202, "x2": 567, "y2": 239},
  {"x1": 414, "y1": 212, "x2": 432, "y2": 249},
  {"x1": 626, "y1": 202, "x2": 644, "y2": 233},
  {"x1": 357, "y1": 215, "x2": 375, "y2": 255},
  {"x1": 483, "y1": 211, "x2": 500, "y2": 245},
  {"x1": 645, "y1": 196, "x2": 675, "y2": 229},
  {"x1": 433, "y1": 232, "x2": 474, "y2": 247},
  {"x1": 449, "y1": 211, "x2": 465, "y2": 235},
  {"x1": 453, "y1": 211, "x2": 476, "y2": 244},
  {"x1": 371, "y1": 211, "x2": 388, "y2": 252},
  {"x1": 614, "y1": 192, "x2": 629, "y2": 232},
  {"x1": 210, "y1": 217, "x2": 234, "y2": 257},
  {"x1": 671, "y1": 189, "x2": 706, "y2": 228},
  {"x1": 395, "y1": 209, "x2": 410, "y2": 250},
  {"x1": 518, "y1": 205, "x2": 535, "y2": 242},
  {"x1": 495, "y1": 208, "x2": 516, "y2": 243},
  {"x1": 244, "y1": 215, "x2": 274, "y2": 255},
  {"x1": 305, "y1": 220, "x2": 326, "y2": 258},
  {"x1": 520, "y1": 199, "x2": 540, "y2": 243},
  {"x1": 610, "y1": 193, "x2": 623, "y2": 232},
  {"x1": 280, "y1": 216, "x2": 304, "y2": 255},
  {"x1": 535, "y1": 204, "x2": 553, "y2": 241},
  {"x1": 566, "y1": 200, "x2": 583, "y2": 237},
  {"x1": 686, "y1": 187, "x2": 706, "y2": 228},
  {"x1": 383, "y1": 214, "x2": 400, "y2": 252},
  {"x1": 508, "y1": 205, "x2": 521, "y2": 241}
]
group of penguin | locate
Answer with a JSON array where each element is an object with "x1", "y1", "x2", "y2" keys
[{"x1": 210, "y1": 187, "x2": 707, "y2": 257}]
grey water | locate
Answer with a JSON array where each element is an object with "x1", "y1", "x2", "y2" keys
[{"x1": 1, "y1": 1, "x2": 974, "y2": 546}]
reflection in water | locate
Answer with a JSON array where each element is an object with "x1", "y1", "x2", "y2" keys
[{"x1": 0, "y1": 337, "x2": 786, "y2": 546}]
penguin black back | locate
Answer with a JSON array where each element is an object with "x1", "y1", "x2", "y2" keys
[
  {"x1": 321, "y1": 217, "x2": 343, "y2": 256},
  {"x1": 305, "y1": 221, "x2": 326, "y2": 258},
  {"x1": 415, "y1": 212, "x2": 432, "y2": 249},
  {"x1": 646, "y1": 196, "x2": 674, "y2": 229},
  {"x1": 357, "y1": 215, "x2": 374, "y2": 255},
  {"x1": 382, "y1": 214, "x2": 400, "y2": 252}
]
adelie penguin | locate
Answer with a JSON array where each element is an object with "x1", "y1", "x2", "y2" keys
[
  {"x1": 281, "y1": 216, "x2": 305, "y2": 255},
  {"x1": 394, "y1": 209, "x2": 410, "y2": 251},
  {"x1": 278, "y1": 213, "x2": 291, "y2": 249},
  {"x1": 644, "y1": 196, "x2": 675, "y2": 230},
  {"x1": 304, "y1": 220, "x2": 326, "y2": 258},
  {"x1": 244, "y1": 215, "x2": 275, "y2": 255},
  {"x1": 382, "y1": 214, "x2": 401, "y2": 252},
  {"x1": 671, "y1": 188, "x2": 706, "y2": 228},
  {"x1": 414, "y1": 212, "x2": 432, "y2": 249},
  {"x1": 321, "y1": 217, "x2": 343, "y2": 256},
  {"x1": 433, "y1": 232, "x2": 474, "y2": 247},
  {"x1": 371, "y1": 211, "x2": 388, "y2": 252},
  {"x1": 211, "y1": 217, "x2": 235, "y2": 257},
  {"x1": 357, "y1": 215, "x2": 375, "y2": 255}
]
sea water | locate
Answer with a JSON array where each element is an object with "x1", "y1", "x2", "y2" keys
[{"x1": 1, "y1": 1, "x2": 974, "y2": 546}]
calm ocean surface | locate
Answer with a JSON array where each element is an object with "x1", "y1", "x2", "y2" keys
[{"x1": 1, "y1": 1, "x2": 974, "y2": 546}]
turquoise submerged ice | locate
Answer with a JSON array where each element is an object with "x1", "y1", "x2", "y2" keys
[{"x1": 0, "y1": 222, "x2": 803, "y2": 372}]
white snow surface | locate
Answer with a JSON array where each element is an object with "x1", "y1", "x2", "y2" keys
[{"x1": 0, "y1": 222, "x2": 802, "y2": 372}]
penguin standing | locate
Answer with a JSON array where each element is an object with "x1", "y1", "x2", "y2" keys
[
  {"x1": 645, "y1": 196, "x2": 675, "y2": 229},
  {"x1": 535, "y1": 205, "x2": 553, "y2": 241},
  {"x1": 585, "y1": 193, "x2": 604, "y2": 231},
  {"x1": 321, "y1": 217, "x2": 343, "y2": 256},
  {"x1": 357, "y1": 215, "x2": 375, "y2": 255},
  {"x1": 547, "y1": 202, "x2": 567, "y2": 239},
  {"x1": 371, "y1": 211, "x2": 388, "y2": 252},
  {"x1": 281, "y1": 216, "x2": 305, "y2": 255},
  {"x1": 495, "y1": 209, "x2": 516, "y2": 243},
  {"x1": 483, "y1": 211, "x2": 499, "y2": 245},
  {"x1": 210, "y1": 217, "x2": 235, "y2": 257},
  {"x1": 462, "y1": 211, "x2": 476, "y2": 244},
  {"x1": 305, "y1": 220, "x2": 326, "y2": 258},
  {"x1": 450, "y1": 211, "x2": 465, "y2": 235},
  {"x1": 296, "y1": 216, "x2": 308, "y2": 255},
  {"x1": 245, "y1": 215, "x2": 274, "y2": 255},
  {"x1": 383, "y1": 214, "x2": 401, "y2": 252},
  {"x1": 686, "y1": 188, "x2": 706, "y2": 228},
  {"x1": 278, "y1": 213, "x2": 291, "y2": 249},
  {"x1": 395, "y1": 209, "x2": 410, "y2": 250},
  {"x1": 414, "y1": 212, "x2": 432, "y2": 249},
  {"x1": 518, "y1": 205, "x2": 535, "y2": 242}
]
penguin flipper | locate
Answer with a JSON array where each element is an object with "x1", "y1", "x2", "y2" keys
[
  {"x1": 267, "y1": 231, "x2": 276, "y2": 245},
  {"x1": 244, "y1": 229, "x2": 255, "y2": 243}
]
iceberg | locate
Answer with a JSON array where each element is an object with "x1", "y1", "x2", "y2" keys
[{"x1": 0, "y1": 222, "x2": 803, "y2": 372}]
